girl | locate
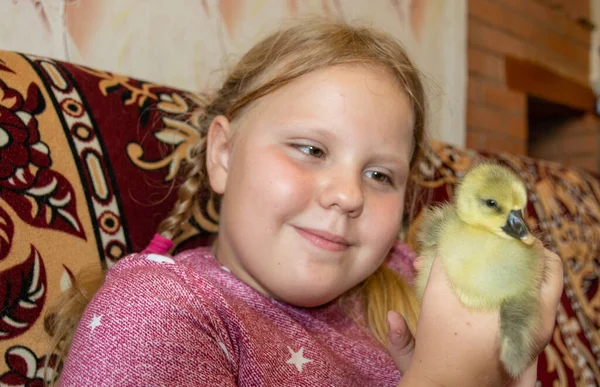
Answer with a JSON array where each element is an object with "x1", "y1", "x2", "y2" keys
[{"x1": 48, "y1": 18, "x2": 563, "y2": 386}]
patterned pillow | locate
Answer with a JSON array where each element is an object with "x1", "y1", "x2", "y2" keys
[{"x1": 0, "y1": 50, "x2": 214, "y2": 384}]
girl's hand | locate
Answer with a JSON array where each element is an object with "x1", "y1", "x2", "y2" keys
[
  {"x1": 387, "y1": 243, "x2": 563, "y2": 387},
  {"x1": 385, "y1": 309, "x2": 416, "y2": 373}
]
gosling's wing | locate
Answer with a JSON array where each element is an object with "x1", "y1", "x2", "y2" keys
[
  {"x1": 416, "y1": 203, "x2": 455, "y2": 251},
  {"x1": 499, "y1": 292, "x2": 541, "y2": 377}
]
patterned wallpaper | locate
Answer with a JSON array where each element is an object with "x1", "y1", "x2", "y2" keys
[{"x1": 0, "y1": 0, "x2": 466, "y2": 146}]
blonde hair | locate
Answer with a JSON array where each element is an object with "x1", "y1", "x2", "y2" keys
[{"x1": 45, "y1": 17, "x2": 425, "y2": 382}]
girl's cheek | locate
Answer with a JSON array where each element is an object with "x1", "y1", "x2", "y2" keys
[
  {"x1": 366, "y1": 194, "x2": 404, "y2": 236},
  {"x1": 253, "y1": 152, "x2": 314, "y2": 208}
]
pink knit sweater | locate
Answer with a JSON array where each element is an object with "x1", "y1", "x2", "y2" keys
[{"x1": 59, "y1": 243, "x2": 417, "y2": 386}]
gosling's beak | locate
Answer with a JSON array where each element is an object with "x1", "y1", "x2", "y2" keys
[{"x1": 501, "y1": 209, "x2": 535, "y2": 245}]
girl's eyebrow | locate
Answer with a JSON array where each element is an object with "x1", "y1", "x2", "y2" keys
[
  {"x1": 278, "y1": 123, "x2": 336, "y2": 140},
  {"x1": 371, "y1": 151, "x2": 409, "y2": 165}
]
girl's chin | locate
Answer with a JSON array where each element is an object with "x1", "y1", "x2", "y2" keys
[
  {"x1": 266, "y1": 281, "x2": 350, "y2": 308},
  {"x1": 275, "y1": 295, "x2": 338, "y2": 308}
]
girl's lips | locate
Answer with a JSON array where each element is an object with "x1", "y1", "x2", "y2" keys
[{"x1": 294, "y1": 227, "x2": 351, "y2": 252}]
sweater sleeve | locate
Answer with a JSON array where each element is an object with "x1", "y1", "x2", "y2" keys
[
  {"x1": 58, "y1": 255, "x2": 237, "y2": 387},
  {"x1": 385, "y1": 241, "x2": 418, "y2": 284}
]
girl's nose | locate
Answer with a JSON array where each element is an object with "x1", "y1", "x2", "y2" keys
[{"x1": 318, "y1": 173, "x2": 364, "y2": 217}]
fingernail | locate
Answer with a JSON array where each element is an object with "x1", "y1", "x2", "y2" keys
[
  {"x1": 389, "y1": 330, "x2": 403, "y2": 345},
  {"x1": 413, "y1": 257, "x2": 424, "y2": 271},
  {"x1": 386, "y1": 313, "x2": 399, "y2": 345}
]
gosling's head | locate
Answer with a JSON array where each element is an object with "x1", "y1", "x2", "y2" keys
[{"x1": 455, "y1": 163, "x2": 534, "y2": 245}]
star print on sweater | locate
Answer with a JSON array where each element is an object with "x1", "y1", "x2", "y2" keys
[
  {"x1": 60, "y1": 244, "x2": 417, "y2": 386},
  {"x1": 88, "y1": 314, "x2": 102, "y2": 332},
  {"x1": 286, "y1": 346, "x2": 313, "y2": 372}
]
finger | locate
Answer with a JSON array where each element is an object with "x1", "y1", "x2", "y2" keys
[
  {"x1": 533, "y1": 239, "x2": 548, "y2": 274},
  {"x1": 535, "y1": 247, "x2": 563, "y2": 344},
  {"x1": 423, "y1": 256, "x2": 449, "y2": 294},
  {"x1": 413, "y1": 256, "x2": 424, "y2": 271},
  {"x1": 386, "y1": 310, "x2": 415, "y2": 373},
  {"x1": 539, "y1": 247, "x2": 564, "y2": 312}
]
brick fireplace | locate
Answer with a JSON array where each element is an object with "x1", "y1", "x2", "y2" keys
[{"x1": 466, "y1": 0, "x2": 598, "y2": 172}]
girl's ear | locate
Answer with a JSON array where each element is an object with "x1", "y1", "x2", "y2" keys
[{"x1": 206, "y1": 115, "x2": 233, "y2": 194}]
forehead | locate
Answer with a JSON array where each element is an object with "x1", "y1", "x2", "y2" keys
[{"x1": 234, "y1": 64, "x2": 414, "y2": 152}]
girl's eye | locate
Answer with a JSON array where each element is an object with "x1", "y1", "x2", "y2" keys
[
  {"x1": 295, "y1": 145, "x2": 325, "y2": 158},
  {"x1": 365, "y1": 171, "x2": 392, "y2": 184}
]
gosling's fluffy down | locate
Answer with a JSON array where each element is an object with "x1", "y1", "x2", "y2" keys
[{"x1": 415, "y1": 163, "x2": 543, "y2": 377}]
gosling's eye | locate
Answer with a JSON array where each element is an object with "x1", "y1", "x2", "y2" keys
[
  {"x1": 485, "y1": 199, "x2": 498, "y2": 208},
  {"x1": 295, "y1": 145, "x2": 325, "y2": 158},
  {"x1": 365, "y1": 171, "x2": 392, "y2": 184}
]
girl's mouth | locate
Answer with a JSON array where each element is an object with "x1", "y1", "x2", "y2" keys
[{"x1": 294, "y1": 227, "x2": 352, "y2": 252}]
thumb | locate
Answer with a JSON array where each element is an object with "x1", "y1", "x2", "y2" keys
[
  {"x1": 386, "y1": 310, "x2": 415, "y2": 373},
  {"x1": 413, "y1": 255, "x2": 425, "y2": 271}
]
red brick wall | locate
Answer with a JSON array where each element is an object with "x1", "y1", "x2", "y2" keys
[{"x1": 467, "y1": 0, "x2": 594, "y2": 169}]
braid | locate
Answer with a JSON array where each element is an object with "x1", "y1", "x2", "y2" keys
[
  {"x1": 158, "y1": 137, "x2": 211, "y2": 241},
  {"x1": 157, "y1": 91, "x2": 232, "y2": 244}
]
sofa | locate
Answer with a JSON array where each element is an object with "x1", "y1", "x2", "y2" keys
[{"x1": 0, "y1": 49, "x2": 597, "y2": 386}]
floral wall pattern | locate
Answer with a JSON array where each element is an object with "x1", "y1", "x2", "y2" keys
[{"x1": 1, "y1": 0, "x2": 467, "y2": 146}]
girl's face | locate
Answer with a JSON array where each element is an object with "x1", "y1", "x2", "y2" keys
[{"x1": 207, "y1": 65, "x2": 414, "y2": 307}]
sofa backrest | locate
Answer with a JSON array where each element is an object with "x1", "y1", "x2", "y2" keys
[{"x1": 0, "y1": 50, "x2": 598, "y2": 386}]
